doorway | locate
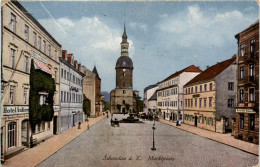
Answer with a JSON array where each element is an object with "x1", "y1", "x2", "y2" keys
[
  {"x1": 53, "y1": 116, "x2": 58, "y2": 135},
  {"x1": 21, "y1": 120, "x2": 29, "y2": 147},
  {"x1": 163, "y1": 112, "x2": 166, "y2": 119},
  {"x1": 194, "y1": 116, "x2": 198, "y2": 127}
]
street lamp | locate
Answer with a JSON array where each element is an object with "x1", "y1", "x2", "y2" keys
[{"x1": 151, "y1": 106, "x2": 156, "y2": 151}]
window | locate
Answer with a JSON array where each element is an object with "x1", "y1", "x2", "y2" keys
[
  {"x1": 8, "y1": 122, "x2": 16, "y2": 148},
  {"x1": 61, "y1": 69, "x2": 63, "y2": 78},
  {"x1": 200, "y1": 85, "x2": 202, "y2": 92},
  {"x1": 11, "y1": 49, "x2": 15, "y2": 69},
  {"x1": 204, "y1": 99, "x2": 206, "y2": 108},
  {"x1": 48, "y1": 45, "x2": 51, "y2": 57},
  {"x1": 67, "y1": 92, "x2": 69, "y2": 102},
  {"x1": 209, "y1": 98, "x2": 212, "y2": 108},
  {"x1": 67, "y1": 72, "x2": 69, "y2": 81},
  {"x1": 11, "y1": 13, "x2": 16, "y2": 32},
  {"x1": 195, "y1": 86, "x2": 197, "y2": 93},
  {"x1": 195, "y1": 99, "x2": 197, "y2": 107},
  {"x1": 240, "y1": 114, "x2": 244, "y2": 129},
  {"x1": 73, "y1": 75, "x2": 75, "y2": 83},
  {"x1": 25, "y1": 56, "x2": 29, "y2": 73},
  {"x1": 228, "y1": 82, "x2": 234, "y2": 91},
  {"x1": 250, "y1": 114, "x2": 255, "y2": 131},
  {"x1": 70, "y1": 93, "x2": 71, "y2": 102},
  {"x1": 55, "y1": 50, "x2": 57, "y2": 61},
  {"x1": 240, "y1": 44, "x2": 245, "y2": 57},
  {"x1": 249, "y1": 64, "x2": 254, "y2": 77},
  {"x1": 61, "y1": 91, "x2": 63, "y2": 102},
  {"x1": 240, "y1": 67, "x2": 244, "y2": 79},
  {"x1": 209, "y1": 83, "x2": 212, "y2": 91},
  {"x1": 123, "y1": 90, "x2": 126, "y2": 94},
  {"x1": 25, "y1": 25, "x2": 29, "y2": 41},
  {"x1": 250, "y1": 39, "x2": 255, "y2": 57},
  {"x1": 240, "y1": 89, "x2": 244, "y2": 103},
  {"x1": 185, "y1": 99, "x2": 187, "y2": 107},
  {"x1": 249, "y1": 88, "x2": 254, "y2": 102},
  {"x1": 33, "y1": 32, "x2": 37, "y2": 47},
  {"x1": 70, "y1": 73, "x2": 72, "y2": 81},
  {"x1": 38, "y1": 36, "x2": 41, "y2": 50},
  {"x1": 199, "y1": 99, "x2": 202, "y2": 108},
  {"x1": 188, "y1": 88, "x2": 190, "y2": 94},
  {"x1": 24, "y1": 88, "x2": 28, "y2": 104},
  {"x1": 42, "y1": 122, "x2": 45, "y2": 131},
  {"x1": 64, "y1": 70, "x2": 66, "y2": 79},
  {"x1": 191, "y1": 99, "x2": 193, "y2": 107},
  {"x1": 40, "y1": 94, "x2": 47, "y2": 105},
  {"x1": 64, "y1": 91, "x2": 66, "y2": 102},
  {"x1": 228, "y1": 99, "x2": 234, "y2": 108},
  {"x1": 43, "y1": 40, "x2": 46, "y2": 53},
  {"x1": 123, "y1": 100, "x2": 125, "y2": 104},
  {"x1": 204, "y1": 84, "x2": 207, "y2": 92},
  {"x1": 10, "y1": 86, "x2": 14, "y2": 104},
  {"x1": 191, "y1": 87, "x2": 193, "y2": 94}
]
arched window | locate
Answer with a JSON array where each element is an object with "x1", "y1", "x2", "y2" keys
[{"x1": 8, "y1": 122, "x2": 16, "y2": 148}]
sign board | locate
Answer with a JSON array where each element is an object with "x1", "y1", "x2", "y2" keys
[
  {"x1": 53, "y1": 106, "x2": 60, "y2": 111},
  {"x1": 3, "y1": 106, "x2": 29, "y2": 115},
  {"x1": 236, "y1": 109, "x2": 256, "y2": 113},
  {"x1": 32, "y1": 51, "x2": 47, "y2": 64}
]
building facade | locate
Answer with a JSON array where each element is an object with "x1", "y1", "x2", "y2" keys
[
  {"x1": 234, "y1": 20, "x2": 259, "y2": 144},
  {"x1": 143, "y1": 84, "x2": 158, "y2": 114},
  {"x1": 110, "y1": 25, "x2": 135, "y2": 114},
  {"x1": 59, "y1": 50, "x2": 84, "y2": 133},
  {"x1": 93, "y1": 66, "x2": 102, "y2": 117},
  {"x1": 184, "y1": 57, "x2": 237, "y2": 133},
  {"x1": 1, "y1": 1, "x2": 61, "y2": 159},
  {"x1": 157, "y1": 65, "x2": 202, "y2": 122}
]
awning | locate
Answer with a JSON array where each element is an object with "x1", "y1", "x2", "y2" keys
[{"x1": 35, "y1": 61, "x2": 52, "y2": 75}]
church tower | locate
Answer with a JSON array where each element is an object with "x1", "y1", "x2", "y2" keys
[{"x1": 110, "y1": 24, "x2": 134, "y2": 114}]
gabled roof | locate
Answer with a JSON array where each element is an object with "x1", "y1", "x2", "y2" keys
[
  {"x1": 144, "y1": 83, "x2": 158, "y2": 92},
  {"x1": 185, "y1": 56, "x2": 236, "y2": 86},
  {"x1": 148, "y1": 91, "x2": 157, "y2": 101},
  {"x1": 159, "y1": 65, "x2": 202, "y2": 84}
]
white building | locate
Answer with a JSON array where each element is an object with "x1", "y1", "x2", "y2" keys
[
  {"x1": 143, "y1": 84, "x2": 158, "y2": 114},
  {"x1": 59, "y1": 50, "x2": 84, "y2": 133},
  {"x1": 157, "y1": 65, "x2": 201, "y2": 122}
]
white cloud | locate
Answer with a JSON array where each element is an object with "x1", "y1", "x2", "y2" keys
[
  {"x1": 38, "y1": 16, "x2": 135, "y2": 91},
  {"x1": 129, "y1": 22, "x2": 147, "y2": 32},
  {"x1": 158, "y1": 5, "x2": 254, "y2": 48}
]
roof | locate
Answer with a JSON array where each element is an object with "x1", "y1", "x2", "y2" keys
[
  {"x1": 11, "y1": 1, "x2": 61, "y2": 48},
  {"x1": 185, "y1": 56, "x2": 236, "y2": 86},
  {"x1": 148, "y1": 91, "x2": 157, "y2": 101},
  {"x1": 59, "y1": 57, "x2": 85, "y2": 77},
  {"x1": 144, "y1": 84, "x2": 158, "y2": 92},
  {"x1": 115, "y1": 56, "x2": 133, "y2": 69},
  {"x1": 92, "y1": 65, "x2": 99, "y2": 76},
  {"x1": 159, "y1": 65, "x2": 202, "y2": 84},
  {"x1": 235, "y1": 20, "x2": 259, "y2": 39}
]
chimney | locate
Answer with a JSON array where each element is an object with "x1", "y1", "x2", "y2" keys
[
  {"x1": 78, "y1": 63, "x2": 81, "y2": 71},
  {"x1": 67, "y1": 54, "x2": 73, "y2": 64},
  {"x1": 74, "y1": 60, "x2": 77, "y2": 68},
  {"x1": 62, "y1": 50, "x2": 67, "y2": 59},
  {"x1": 206, "y1": 65, "x2": 209, "y2": 69}
]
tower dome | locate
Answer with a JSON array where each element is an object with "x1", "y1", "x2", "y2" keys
[{"x1": 115, "y1": 56, "x2": 133, "y2": 69}]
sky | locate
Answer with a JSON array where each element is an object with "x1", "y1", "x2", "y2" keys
[{"x1": 20, "y1": 1, "x2": 259, "y2": 98}]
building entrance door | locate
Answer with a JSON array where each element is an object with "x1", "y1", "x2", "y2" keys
[
  {"x1": 163, "y1": 112, "x2": 166, "y2": 119},
  {"x1": 195, "y1": 116, "x2": 198, "y2": 127},
  {"x1": 53, "y1": 116, "x2": 57, "y2": 134},
  {"x1": 21, "y1": 120, "x2": 29, "y2": 146}
]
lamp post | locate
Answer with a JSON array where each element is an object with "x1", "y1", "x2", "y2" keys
[{"x1": 151, "y1": 106, "x2": 156, "y2": 151}]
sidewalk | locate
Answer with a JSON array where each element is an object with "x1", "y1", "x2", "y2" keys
[
  {"x1": 159, "y1": 119, "x2": 259, "y2": 156},
  {"x1": 3, "y1": 115, "x2": 105, "y2": 167}
]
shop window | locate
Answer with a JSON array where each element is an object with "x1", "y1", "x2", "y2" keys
[{"x1": 8, "y1": 122, "x2": 16, "y2": 148}]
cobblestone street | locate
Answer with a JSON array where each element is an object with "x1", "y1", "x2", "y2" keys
[{"x1": 37, "y1": 114, "x2": 258, "y2": 167}]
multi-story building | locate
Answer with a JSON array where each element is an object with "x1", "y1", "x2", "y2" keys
[
  {"x1": 157, "y1": 65, "x2": 201, "y2": 122},
  {"x1": 234, "y1": 20, "x2": 259, "y2": 144},
  {"x1": 1, "y1": 1, "x2": 61, "y2": 159},
  {"x1": 184, "y1": 56, "x2": 237, "y2": 133},
  {"x1": 143, "y1": 84, "x2": 158, "y2": 114},
  {"x1": 59, "y1": 50, "x2": 84, "y2": 133},
  {"x1": 80, "y1": 65, "x2": 102, "y2": 118}
]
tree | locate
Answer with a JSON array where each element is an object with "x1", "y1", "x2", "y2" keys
[
  {"x1": 104, "y1": 102, "x2": 110, "y2": 111},
  {"x1": 83, "y1": 98, "x2": 91, "y2": 117}
]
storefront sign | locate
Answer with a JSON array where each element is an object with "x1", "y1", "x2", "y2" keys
[
  {"x1": 236, "y1": 109, "x2": 256, "y2": 113},
  {"x1": 3, "y1": 106, "x2": 29, "y2": 115},
  {"x1": 53, "y1": 106, "x2": 60, "y2": 111},
  {"x1": 32, "y1": 51, "x2": 47, "y2": 64}
]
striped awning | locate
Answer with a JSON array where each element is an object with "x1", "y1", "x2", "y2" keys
[{"x1": 35, "y1": 61, "x2": 52, "y2": 75}]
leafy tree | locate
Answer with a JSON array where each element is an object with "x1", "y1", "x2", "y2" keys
[
  {"x1": 83, "y1": 98, "x2": 91, "y2": 117},
  {"x1": 104, "y1": 102, "x2": 110, "y2": 111}
]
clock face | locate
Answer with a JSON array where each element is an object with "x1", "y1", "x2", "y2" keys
[{"x1": 123, "y1": 69, "x2": 126, "y2": 72}]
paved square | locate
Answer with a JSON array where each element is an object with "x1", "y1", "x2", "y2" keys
[{"x1": 37, "y1": 114, "x2": 258, "y2": 167}]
